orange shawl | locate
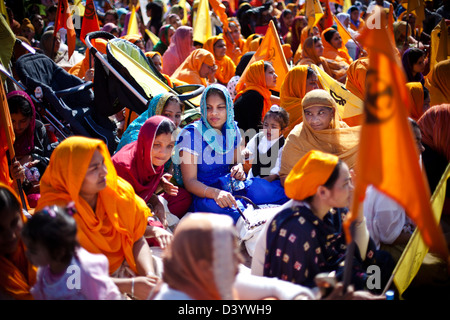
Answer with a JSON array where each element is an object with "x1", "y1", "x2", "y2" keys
[
  {"x1": 321, "y1": 27, "x2": 353, "y2": 66},
  {"x1": 203, "y1": 36, "x2": 236, "y2": 85},
  {"x1": 406, "y1": 82, "x2": 425, "y2": 121},
  {"x1": 425, "y1": 59, "x2": 450, "y2": 107},
  {"x1": 345, "y1": 57, "x2": 369, "y2": 100},
  {"x1": 68, "y1": 39, "x2": 108, "y2": 80},
  {"x1": 171, "y1": 49, "x2": 215, "y2": 87},
  {"x1": 280, "y1": 65, "x2": 308, "y2": 136},
  {"x1": 35, "y1": 136, "x2": 149, "y2": 275},
  {"x1": 0, "y1": 183, "x2": 36, "y2": 300},
  {"x1": 234, "y1": 60, "x2": 272, "y2": 121}
]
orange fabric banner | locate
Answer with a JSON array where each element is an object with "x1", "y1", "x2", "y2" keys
[
  {"x1": 209, "y1": 0, "x2": 229, "y2": 30},
  {"x1": 344, "y1": 7, "x2": 449, "y2": 262},
  {"x1": 80, "y1": 0, "x2": 100, "y2": 45},
  {"x1": 54, "y1": 0, "x2": 76, "y2": 59}
]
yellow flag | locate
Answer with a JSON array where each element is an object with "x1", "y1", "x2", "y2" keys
[
  {"x1": 311, "y1": 64, "x2": 363, "y2": 122},
  {"x1": 332, "y1": 14, "x2": 352, "y2": 46},
  {"x1": 0, "y1": 0, "x2": 9, "y2": 25},
  {"x1": 193, "y1": 0, "x2": 212, "y2": 45},
  {"x1": 306, "y1": 0, "x2": 324, "y2": 28},
  {"x1": 393, "y1": 164, "x2": 450, "y2": 298},
  {"x1": 428, "y1": 19, "x2": 449, "y2": 75},
  {"x1": 343, "y1": 0, "x2": 352, "y2": 15},
  {"x1": 236, "y1": 20, "x2": 289, "y2": 93},
  {"x1": 145, "y1": 29, "x2": 160, "y2": 46},
  {"x1": 127, "y1": 5, "x2": 140, "y2": 35}
]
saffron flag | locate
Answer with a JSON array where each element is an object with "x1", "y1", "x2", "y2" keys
[
  {"x1": 0, "y1": 81, "x2": 15, "y2": 187},
  {"x1": 235, "y1": 20, "x2": 289, "y2": 93},
  {"x1": 193, "y1": 0, "x2": 212, "y2": 45},
  {"x1": 305, "y1": 0, "x2": 324, "y2": 28},
  {"x1": 344, "y1": 6, "x2": 449, "y2": 262},
  {"x1": 145, "y1": 29, "x2": 160, "y2": 46},
  {"x1": 330, "y1": 0, "x2": 344, "y2": 6},
  {"x1": 428, "y1": 19, "x2": 449, "y2": 76},
  {"x1": 311, "y1": 64, "x2": 363, "y2": 125},
  {"x1": 127, "y1": 5, "x2": 140, "y2": 35},
  {"x1": 80, "y1": 0, "x2": 100, "y2": 45},
  {"x1": 333, "y1": 14, "x2": 353, "y2": 46},
  {"x1": 392, "y1": 164, "x2": 450, "y2": 298},
  {"x1": 54, "y1": 0, "x2": 76, "y2": 59},
  {"x1": 209, "y1": 0, "x2": 229, "y2": 31}
]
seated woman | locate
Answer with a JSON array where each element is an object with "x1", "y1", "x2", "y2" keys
[
  {"x1": 345, "y1": 57, "x2": 369, "y2": 101},
  {"x1": 298, "y1": 36, "x2": 348, "y2": 83},
  {"x1": 284, "y1": 16, "x2": 308, "y2": 59},
  {"x1": 223, "y1": 18, "x2": 245, "y2": 66},
  {"x1": 253, "y1": 150, "x2": 394, "y2": 293},
  {"x1": 36, "y1": 136, "x2": 172, "y2": 300},
  {"x1": 112, "y1": 116, "x2": 192, "y2": 220},
  {"x1": 402, "y1": 47, "x2": 426, "y2": 85},
  {"x1": 280, "y1": 65, "x2": 320, "y2": 136},
  {"x1": 405, "y1": 82, "x2": 431, "y2": 121},
  {"x1": 162, "y1": 26, "x2": 195, "y2": 76},
  {"x1": 175, "y1": 84, "x2": 289, "y2": 224},
  {"x1": 234, "y1": 60, "x2": 278, "y2": 136},
  {"x1": 425, "y1": 59, "x2": 450, "y2": 107},
  {"x1": 203, "y1": 35, "x2": 236, "y2": 86},
  {"x1": 321, "y1": 28, "x2": 353, "y2": 81},
  {"x1": 171, "y1": 48, "x2": 217, "y2": 87},
  {"x1": 68, "y1": 39, "x2": 108, "y2": 81},
  {"x1": 279, "y1": 89, "x2": 360, "y2": 185},
  {"x1": 0, "y1": 183, "x2": 37, "y2": 300},
  {"x1": 153, "y1": 24, "x2": 176, "y2": 56},
  {"x1": 7, "y1": 91, "x2": 58, "y2": 208},
  {"x1": 152, "y1": 213, "x2": 316, "y2": 300}
]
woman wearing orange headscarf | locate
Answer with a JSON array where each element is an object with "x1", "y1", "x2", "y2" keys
[
  {"x1": 0, "y1": 183, "x2": 36, "y2": 300},
  {"x1": 35, "y1": 136, "x2": 168, "y2": 299},
  {"x1": 298, "y1": 36, "x2": 348, "y2": 83},
  {"x1": 234, "y1": 60, "x2": 277, "y2": 133},
  {"x1": 321, "y1": 27, "x2": 353, "y2": 69},
  {"x1": 345, "y1": 57, "x2": 369, "y2": 101},
  {"x1": 279, "y1": 89, "x2": 360, "y2": 185},
  {"x1": 425, "y1": 59, "x2": 450, "y2": 107},
  {"x1": 68, "y1": 39, "x2": 108, "y2": 80},
  {"x1": 280, "y1": 65, "x2": 320, "y2": 136},
  {"x1": 171, "y1": 48, "x2": 217, "y2": 87},
  {"x1": 223, "y1": 18, "x2": 245, "y2": 65},
  {"x1": 203, "y1": 35, "x2": 237, "y2": 85}
]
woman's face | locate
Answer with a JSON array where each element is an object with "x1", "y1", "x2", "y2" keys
[
  {"x1": 79, "y1": 149, "x2": 108, "y2": 199},
  {"x1": 330, "y1": 32, "x2": 343, "y2": 49},
  {"x1": 229, "y1": 24, "x2": 241, "y2": 42},
  {"x1": 199, "y1": 62, "x2": 217, "y2": 78},
  {"x1": 305, "y1": 73, "x2": 320, "y2": 93},
  {"x1": 162, "y1": 100, "x2": 182, "y2": 127},
  {"x1": 0, "y1": 206, "x2": 23, "y2": 256},
  {"x1": 206, "y1": 93, "x2": 227, "y2": 130},
  {"x1": 350, "y1": 10, "x2": 359, "y2": 23},
  {"x1": 264, "y1": 64, "x2": 278, "y2": 89},
  {"x1": 11, "y1": 112, "x2": 31, "y2": 137},
  {"x1": 213, "y1": 39, "x2": 227, "y2": 60},
  {"x1": 314, "y1": 40, "x2": 324, "y2": 57},
  {"x1": 413, "y1": 55, "x2": 426, "y2": 75},
  {"x1": 283, "y1": 13, "x2": 294, "y2": 27},
  {"x1": 326, "y1": 162, "x2": 354, "y2": 209},
  {"x1": 151, "y1": 54, "x2": 162, "y2": 72},
  {"x1": 152, "y1": 132, "x2": 175, "y2": 167},
  {"x1": 170, "y1": 15, "x2": 182, "y2": 29},
  {"x1": 304, "y1": 105, "x2": 334, "y2": 131}
]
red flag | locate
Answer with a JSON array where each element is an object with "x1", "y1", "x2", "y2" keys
[
  {"x1": 344, "y1": 6, "x2": 449, "y2": 261},
  {"x1": 54, "y1": 0, "x2": 76, "y2": 59},
  {"x1": 80, "y1": 0, "x2": 100, "y2": 45}
]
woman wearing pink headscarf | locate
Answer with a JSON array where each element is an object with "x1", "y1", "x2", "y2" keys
[{"x1": 161, "y1": 26, "x2": 195, "y2": 76}]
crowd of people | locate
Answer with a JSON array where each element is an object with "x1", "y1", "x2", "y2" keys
[{"x1": 1, "y1": 0, "x2": 449, "y2": 301}]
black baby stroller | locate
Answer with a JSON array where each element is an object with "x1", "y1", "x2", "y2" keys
[
  {"x1": 14, "y1": 52, "x2": 119, "y2": 154},
  {"x1": 85, "y1": 31, "x2": 204, "y2": 128}
]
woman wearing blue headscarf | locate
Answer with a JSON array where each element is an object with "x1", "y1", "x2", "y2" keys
[{"x1": 175, "y1": 84, "x2": 289, "y2": 223}]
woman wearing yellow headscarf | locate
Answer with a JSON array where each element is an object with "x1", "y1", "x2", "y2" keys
[
  {"x1": 321, "y1": 27, "x2": 353, "y2": 67},
  {"x1": 406, "y1": 82, "x2": 428, "y2": 121},
  {"x1": 36, "y1": 136, "x2": 167, "y2": 299},
  {"x1": 203, "y1": 35, "x2": 236, "y2": 85},
  {"x1": 425, "y1": 59, "x2": 450, "y2": 107},
  {"x1": 234, "y1": 60, "x2": 277, "y2": 133},
  {"x1": 0, "y1": 183, "x2": 36, "y2": 300},
  {"x1": 280, "y1": 65, "x2": 320, "y2": 136},
  {"x1": 171, "y1": 48, "x2": 217, "y2": 87},
  {"x1": 279, "y1": 89, "x2": 360, "y2": 185}
]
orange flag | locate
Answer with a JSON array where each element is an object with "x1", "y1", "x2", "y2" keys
[
  {"x1": 236, "y1": 20, "x2": 289, "y2": 93},
  {"x1": 80, "y1": 0, "x2": 100, "y2": 45},
  {"x1": 209, "y1": 0, "x2": 229, "y2": 31},
  {"x1": 54, "y1": 0, "x2": 76, "y2": 59},
  {"x1": 344, "y1": 6, "x2": 449, "y2": 262},
  {"x1": 0, "y1": 81, "x2": 14, "y2": 187}
]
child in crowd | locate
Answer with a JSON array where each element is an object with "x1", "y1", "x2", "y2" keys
[
  {"x1": 242, "y1": 105, "x2": 289, "y2": 182},
  {"x1": 22, "y1": 204, "x2": 122, "y2": 300}
]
